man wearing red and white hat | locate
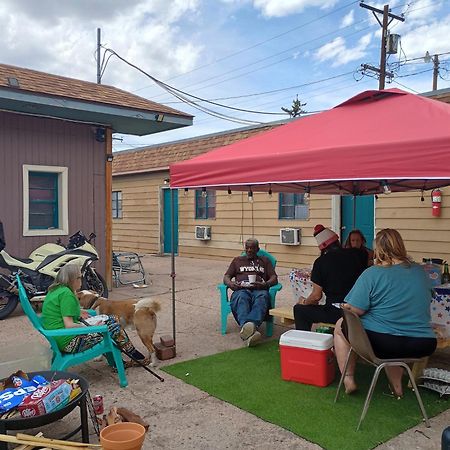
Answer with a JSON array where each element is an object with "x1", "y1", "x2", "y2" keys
[{"x1": 293, "y1": 224, "x2": 367, "y2": 331}]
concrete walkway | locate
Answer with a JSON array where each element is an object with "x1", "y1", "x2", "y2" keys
[{"x1": 2, "y1": 254, "x2": 449, "y2": 449}]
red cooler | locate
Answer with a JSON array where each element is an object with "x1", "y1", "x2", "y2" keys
[{"x1": 279, "y1": 330, "x2": 335, "y2": 387}]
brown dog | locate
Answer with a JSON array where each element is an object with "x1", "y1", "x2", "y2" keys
[{"x1": 76, "y1": 291, "x2": 160, "y2": 366}]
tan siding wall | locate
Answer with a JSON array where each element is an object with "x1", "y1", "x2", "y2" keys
[
  {"x1": 112, "y1": 172, "x2": 166, "y2": 253},
  {"x1": 113, "y1": 171, "x2": 450, "y2": 268},
  {"x1": 375, "y1": 187, "x2": 450, "y2": 262},
  {"x1": 178, "y1": 190, "x2": 330, "y2": 268}
]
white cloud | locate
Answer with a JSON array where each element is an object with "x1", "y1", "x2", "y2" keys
[
  {"x1": 340, "y1": 10, "x2": 354, "y2": 28},
  {"x1": 0, "y1": 0, "x2": 203, "y2": 91},
  {"x1": 399, "y1": 14, "x2": 450, "y2": 59},
  {"x1": 253, "y1": 0, "x2": 339, "y2": 18},
  {"x1": 315, "y1": 33, "x2": 373, "y2": 67}
]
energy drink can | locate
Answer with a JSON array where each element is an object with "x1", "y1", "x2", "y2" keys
[{"x1": 93, "y1": 395, "x2": 104, "y2": 415}]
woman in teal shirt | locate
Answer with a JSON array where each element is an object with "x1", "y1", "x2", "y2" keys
[{"x1": 334, "y1": 229, "x2": 437, "y2": 397}]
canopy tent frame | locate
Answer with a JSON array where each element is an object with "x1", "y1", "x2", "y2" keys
[{"x1": 167, "y1": 88, "x2": 450, "y2": 343}]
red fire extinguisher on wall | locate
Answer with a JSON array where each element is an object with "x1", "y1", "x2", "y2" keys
[{"x1": 432, "y1": 189, "x2": 442, "y2": 217}]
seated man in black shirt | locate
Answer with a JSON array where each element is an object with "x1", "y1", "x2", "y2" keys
[{"x1": 293, "y1": 224, "x2": 367, "y2": 331}]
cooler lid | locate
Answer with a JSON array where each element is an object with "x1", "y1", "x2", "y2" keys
[{"x1": 279, "y1": 329, "x2": 333, "y2": 350}]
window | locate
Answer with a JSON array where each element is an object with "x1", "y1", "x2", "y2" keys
[
  {"x1": 112, "y1": 191, "x2": 123, "y2": 219},
  {"x1": 23, "y1": 165, "x2": 68, "y2": 236},
  {"x1": 29, "y1": 172, "x2": 59, "y2": 229},
  {"x1": 279, "y1": 193, "x2": 309, "y2": 220},
  {"x1": 195, "y1": 190, "x2": 216, "y2": 219}
]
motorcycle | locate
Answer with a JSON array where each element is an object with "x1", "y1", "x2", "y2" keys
[{"x1": 0, "y1": 226, "x2": 108, "y2": 320}]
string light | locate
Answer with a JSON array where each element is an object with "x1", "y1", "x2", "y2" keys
[
  {"x1": 381, "y1": 180, "x2": 391, "y2": 195},
  {"x1": 184, "y1": 188, "x2": 189, "y2": 196},
  {"x1": 420, "y1": 189, "x2": 425, "y2": 202},
  {"x1": 227, "y1": 187, "x2": 232, "y2": 195},
  {"x1": 248, "y1": 189, "x2": 254, "y2": 202},
  {"x1": 201, "y1": 187, "x2": 207, "y2": 198},
  {"x1": 303, "y1": 187, "x2": 311, "y2": 205},
  {"x1": 268, "y1": 185, "x2": 272, "y2": 198}
]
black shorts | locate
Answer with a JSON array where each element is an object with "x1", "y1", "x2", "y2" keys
[{"x1": 365, "y1": 329, "x2": 437, "y2": 359}]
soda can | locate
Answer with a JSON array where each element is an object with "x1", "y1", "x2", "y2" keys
[{"x1": 93, "y1": 395, "x2": 104, "y2": 415}]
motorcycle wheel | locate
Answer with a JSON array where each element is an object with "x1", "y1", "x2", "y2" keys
[
  {"x1": 82, "y1": 268, "x2": 109, "y2": 298},
  {"x1": 0, "y1": 292, "x2": 19, "y2": 320}
]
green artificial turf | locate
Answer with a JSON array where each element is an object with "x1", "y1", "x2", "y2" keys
[{"x1": 162, "y1": 340, "x2": 449, "y2": 450}]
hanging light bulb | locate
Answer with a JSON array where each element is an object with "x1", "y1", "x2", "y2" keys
[
  {"x1": 303, "y1": 187, "x2": 311, "y2": 205},
  {"x1": 381, "y1": 180, "x2": 391, "y2": 195},
  {"x1": 184, "y1": 188, "x2": 189, "y2": 196},
  {"x1": 227, "y1": 187, "x2": 232, "y2": 196},
  {"x1": 268, "y1": 186, "x2": 272, "y2": 198},
  {"x1": 248, "y1": 189, "x2": 254, "y2": 202},
  {"x1": 201, "y1": 187, "x2": 207, "y2": 198}
]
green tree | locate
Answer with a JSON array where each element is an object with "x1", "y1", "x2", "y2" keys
[{"x1": 281, "y1": 95, "x2": 306, "y2": 118}]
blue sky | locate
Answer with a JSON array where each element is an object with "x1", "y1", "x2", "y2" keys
[{"x1": 1, "y1": 0, "x2": 449, "y2": 151}]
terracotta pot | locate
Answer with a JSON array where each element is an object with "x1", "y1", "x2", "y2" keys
[{"x1": 100, "y1": 422, "x2": 146, "y2": 450}]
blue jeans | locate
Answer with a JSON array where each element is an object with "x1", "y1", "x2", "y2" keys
[{"x1": 230, "y1": 289, "x2": 270, "y2": 327}]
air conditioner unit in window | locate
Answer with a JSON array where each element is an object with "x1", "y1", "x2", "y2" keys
[
  {"x1": 280, "y1": 228, "x2": 301, "y2": 245},
  {"x1": 195, "y1": 225, "x2": 211, "y2": 240}
]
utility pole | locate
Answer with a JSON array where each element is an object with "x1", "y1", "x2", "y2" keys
[
  {"x1": 96, "y1": 28, "x2": 101, "y2": 84},
  {"x1": 359, "y1": 2, "x2": 405, "y2": 89},
  {"x1": 432, "y1": 54, "x2": 440, "y2": 91}
]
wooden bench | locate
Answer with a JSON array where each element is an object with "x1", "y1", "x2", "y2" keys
[{"x1": 269, "y1": 306, "x2": 335, "y2": 330}]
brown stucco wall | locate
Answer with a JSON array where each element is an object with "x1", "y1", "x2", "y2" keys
[{"x1": 0, "y1": 110, "x2": 107, "y2": 277}]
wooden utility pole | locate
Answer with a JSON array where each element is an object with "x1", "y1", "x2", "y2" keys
[
  {"x1": 432, "y1": 54, "x2": 440, "y2": 91},
  {"x1": 359, "y1": 3, "x2": 405, "y2": 89},
  {"x1": 105, "y1": 128, "x2": 113, "y2": 290},
  {"x1": 96, "y1": 28, "x2": 101, "y2": 84}
]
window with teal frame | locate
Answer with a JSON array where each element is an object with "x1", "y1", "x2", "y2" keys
[
  {"x1": 29, "y1": 172, "x2": 59, "y2": 229},
  {"x1": 195, "y1": 190, "x2": 216, "y2": 219},
  {"x1": 279, "y1": 193, "x2": 309, "y2": 220}
]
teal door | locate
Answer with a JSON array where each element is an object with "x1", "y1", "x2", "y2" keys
[
  {"x1": 341, "y1": 195, "x2": 375, "y2": 249},
  {"x1": 163, "y1": 189, "x2": 178, "y2": 254}
]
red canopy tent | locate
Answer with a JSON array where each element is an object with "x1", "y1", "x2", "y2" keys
[{"x1": 170, "y1": 89, "x2": 450, "y2": 195}]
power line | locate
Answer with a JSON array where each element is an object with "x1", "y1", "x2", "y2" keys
[
  {"x1": 151, "y1": 20, "x2": 374, "y2": 102},
  {"x1": 162, "y1": 71, "x2": 355, "y2": 105},
  {"x1": 132, "y1": 0, "x2": 359, "y2": 94},
  {"x1": 102, "y1": 47, "x2": 272, "y2": 125}
]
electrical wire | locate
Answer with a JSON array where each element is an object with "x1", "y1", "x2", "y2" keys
[
  {"x1": 102, "y1": 47, "x2": 287, "y2": 119},
  {"x1": 102, "y1": 47, "x2": 267, "y2": 125},
  {"x1": 132, "y1": 0, "x2": 359, "y2": 94},
  {"x1": 163, "y1": 71, "x2": 355, "y2": 105},
  {"x1": 152, "y1": 20, "x2": 374, "y2": 102}
]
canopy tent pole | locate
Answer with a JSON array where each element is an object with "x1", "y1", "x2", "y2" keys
[
  {"x1": 170, "y1": 188, "x2": 176, "y2": 347},
  {"x1": 352, "y1": 195, "x2": 356, "y2": 230}
]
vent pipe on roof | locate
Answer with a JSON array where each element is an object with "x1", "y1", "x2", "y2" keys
[{"x1": 7, "y1": 77, "x2": 19, "y2": 88}]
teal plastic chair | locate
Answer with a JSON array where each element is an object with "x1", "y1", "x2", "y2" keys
[
  {"x1": 16, "y1": 275, "x2": 128, "y2": 388},
  {"x1": 217, "y1": 249, "x2": 282, "y2": 336}
]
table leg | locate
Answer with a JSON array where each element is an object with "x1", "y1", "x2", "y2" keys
[
  {"x1": 80, "y1": 395, "x2": 89, "y2": 443},
  {"x1": 0, "y1": 422, "x2": 7, "y2": 450}
]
